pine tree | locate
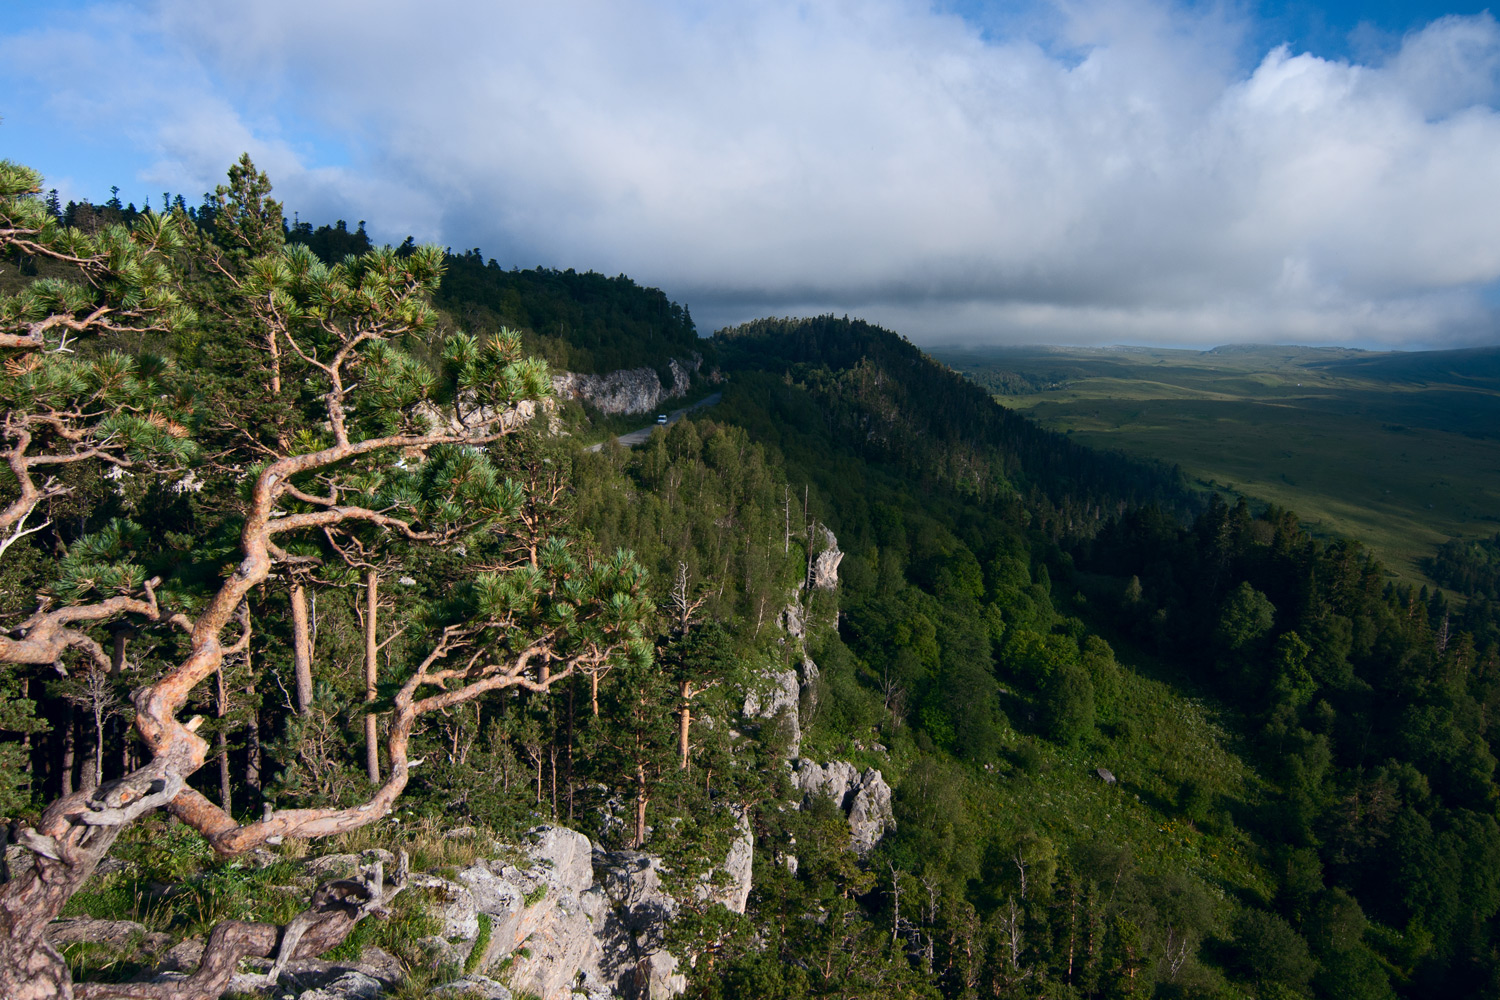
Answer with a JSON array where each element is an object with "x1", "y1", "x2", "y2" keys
[{"x1": 0, "y1": 156, "x2": 651, "y2": 1000}]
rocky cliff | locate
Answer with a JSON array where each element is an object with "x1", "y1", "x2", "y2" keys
[
  {"x1": 740, "y1": 527, "x2": 894, "y2": 856},
  {"x1": 789, "y1": 760, "x2": 896, "y2": 855},
  {"x1": 45, "y1": 821, "x2": 752, "y2": 1000},
  {"x1": 552, "y1": 356, "x2": 700, "y2": 416}
]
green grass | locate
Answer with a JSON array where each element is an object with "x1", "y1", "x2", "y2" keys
[
  {"x1": 60, "y1": 815, "x2": 454, "y2": 992},
  {"x1": 464, "y1": 913, "x2": 493, "y2": 975},
  {"x1": 983, "y1": 664, "x2": 1272, "y2": 904},
  {"x1": 933, "y1": 344, "x2": 1500, "y2": 586},
  {"x1": 61, "y1": 939, "x2": 150, "y2": 985}
]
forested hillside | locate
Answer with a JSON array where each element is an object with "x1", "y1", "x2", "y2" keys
[
  {"x1": 436, "y1": 252, "x2": 704, "y2": 376},
  {"x1": 716, "y1": 316, "x2": 1195, "y2": 532},
  {"x1": 33, "y1": 188, "x2": 704, "y2": 381},
  {"x1": 4, "y1": 158, "x2": 1500, "y2": 1000}
]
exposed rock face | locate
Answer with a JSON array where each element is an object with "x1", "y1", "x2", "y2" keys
[
  {"x1": 280, "y1": 825, "x2": 748, "y2": 1000},
  {"x1": 134, "y1": 826, "x2": 717, "y2": 1000},
  {"x1": 778, "y1": 599, "x2": 805, "y2": 643},
  {"x1": 553, "y1": 357, "x2": 698, "y2": 416},
  {"x1": 776, "y1": 598, "x2": 822, "y2": 716},
  {"x1": 797, "y1": 654, "x2": 821, "y2": 719},
  {"x1": 791, "y1": 760, "x2": 896, "y2": 854},
  {"x1": 151, "y1": 936, "x2": 402, "y2": 999},
  {"x1": 293, "y1": 971, "x2": 386, "y2": 1000},
  {"x1": 445, "y1": 826, "x2": 621, "y2": 1000},
  {"x1": 411, "y1": 871, "x2": 481, "y2": 941},
  {"x1": 416, "y1": 395, "x2": 559, "y2": 437},
  {"x1": 112, "y1": 818, "x2": 756, "y2": 1000},
  {"x1": 695, "y1": 809, "x2": 754, "y2": 915},
  {"x1": 743, "y1": 666, "x2": 802, "y2": 757},
  {"x1": 808, "y1": 525, "x2": 843, "y2": 591},
  {"x1": 432, "y1": 976, "x2": 514, "y2": 999},
  {"x1": 592, "y1": 850, "x2": 686, "y2": 1000}
]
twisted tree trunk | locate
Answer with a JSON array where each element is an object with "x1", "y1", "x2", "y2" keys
[
  {"x1": 364, "y1": 569, "x2": 380, "y2": 785},
  {"x1": 291, "y1": 582, "x2": 313, "y2": 715}
]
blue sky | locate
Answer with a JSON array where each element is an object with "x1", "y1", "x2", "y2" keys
[{"x1": 4, "y1": 1, "x2": 1499, "y2": 348}]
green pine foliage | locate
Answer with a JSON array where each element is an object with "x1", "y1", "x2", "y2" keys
[{"x1": 1426, "y1": 533, "x2": 1500, "y2": 600}]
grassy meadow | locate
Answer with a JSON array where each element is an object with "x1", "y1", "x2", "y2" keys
[{"x1": 931, "y1": 344, "x2": 1500, "y2": 586}]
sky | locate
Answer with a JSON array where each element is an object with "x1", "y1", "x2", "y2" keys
[{"x1": 4, "y1": 1, "x2": 1499, "y2": 349}]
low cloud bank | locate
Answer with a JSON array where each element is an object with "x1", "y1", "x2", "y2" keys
[{"x1": 7, "y1": 1, "x2": 1500, "y2": 347}]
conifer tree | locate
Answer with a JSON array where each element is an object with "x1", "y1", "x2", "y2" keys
[{"x1": 0, "y1": 157, "x2": 650, "y2": 1000}]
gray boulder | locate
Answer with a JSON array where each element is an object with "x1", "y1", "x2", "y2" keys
[
  {"x1": 531, "y1": 823, "x2": 596, "y2": 894},
  {"x1": 154, "y1": 936, "x2": 401, "y2": 997},
  {"x1": 792, "y1": 759, "x2": 896, "y2": 853},
  {"x1": 744, "y1": 666, "x2": 802, "y2": 757},
  {"x1": 808, "y1": 526, "x2": 843, "y2": 591},
  {"x1": 431, "y1": 975, "x2": 513, "y2": 999},
  {"x1": 695, "y1": 810, "x2": 754, "y2": 915},
  {"x1": 294, "y1": 971, "x2": 385, "y2": 1000},
  {"x1": 409, "y1": 872, "x2": 481, "y2": 941}
]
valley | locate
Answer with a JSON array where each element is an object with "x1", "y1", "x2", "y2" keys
[{"x1": 932, "y1": 344, "x2": 1500, "y2": 586}]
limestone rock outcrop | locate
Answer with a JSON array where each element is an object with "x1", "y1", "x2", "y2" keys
[
  {"x1": 743, "y1": 666, "x2": 803, "y2": 757},
  {"x1": 552, "y1": 357, "x2": 698, "y2": 416},
  {"x1": 791, "y1": 759, "x2": 896, "y2": 854},
  {"x1": 807, "y1": 525, "x2": 843, "y2": 591},
  {"x1": 414, "y1": 825, "x2": 688, "y2": 1000},
  {"x1": 238, "y1": 822, "x2": 760, "y2": 1000},
  {"x1": 694, "y1": 809, "x2": 754, "y2": 915}
]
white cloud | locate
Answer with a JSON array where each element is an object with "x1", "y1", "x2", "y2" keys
[{"x1": 6, "y1": 0, "x2": 1500, "y2": 347}]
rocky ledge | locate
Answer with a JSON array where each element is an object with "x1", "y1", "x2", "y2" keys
[
  {"x1": 46, "y1": 821, "x2": 752, "y2": 1000},
  {"x1": 790, "y1": 759, "x2": 896, "y2": 855},
  {"x1": 552, "y1": 356, "x2": 700, "y2": 416}
]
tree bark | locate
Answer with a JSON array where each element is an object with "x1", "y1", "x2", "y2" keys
[
  {"x1": 678, "y1": 681, "x2": 692, "y2": 770},
  {"x1": 1, "y1": 831, "x2": 401, "y2": 1000},
  {"x1": 290, "y1": 583, "x2": 313, "y2": 715},
  {"x1": 91, "y1": 697, "x2": 105, "y2": 792},
  {"x1": 59, "y1": 701, "x2": 75, "y2": 797},
  {"x1": 0, "y1": 817, "x2": 122, "y2": 1000},
  {"x1": 634, "y1": 762, "x2": 649, "y2": 848},
  {"x1": 215, "y1": 665, "x2": 231, "y2": 815},
  {"x1": 364, "y1": 569, "x2": 379, "y2": 785},
  {"x1": 19, "y1": 677, "x2": 31, "y2": 794},
  {"x1": 244, "y1": 641, "x2": 261, "y2": 793},
  {"x1": 0, "y1": 296, "x2": 606, "y2": 995},
  {"x1": 113, "y1": 632, "x2": 131, "y2": 777}
]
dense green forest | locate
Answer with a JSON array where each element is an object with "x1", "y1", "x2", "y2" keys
[
  {"x1": 1428, "y1": 534, "x2": 1500, "y2": 600},
  {"x1": 42, "y1": 191, "x2": 702, "y2": 380},
  {"x1": 4, "y1": 158, "x2": 1500, "y2": 1000}
]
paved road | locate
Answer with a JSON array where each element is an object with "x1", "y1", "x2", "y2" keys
[{"x1": 584, "y1": 392, "x2": 723, "y2": 452}]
